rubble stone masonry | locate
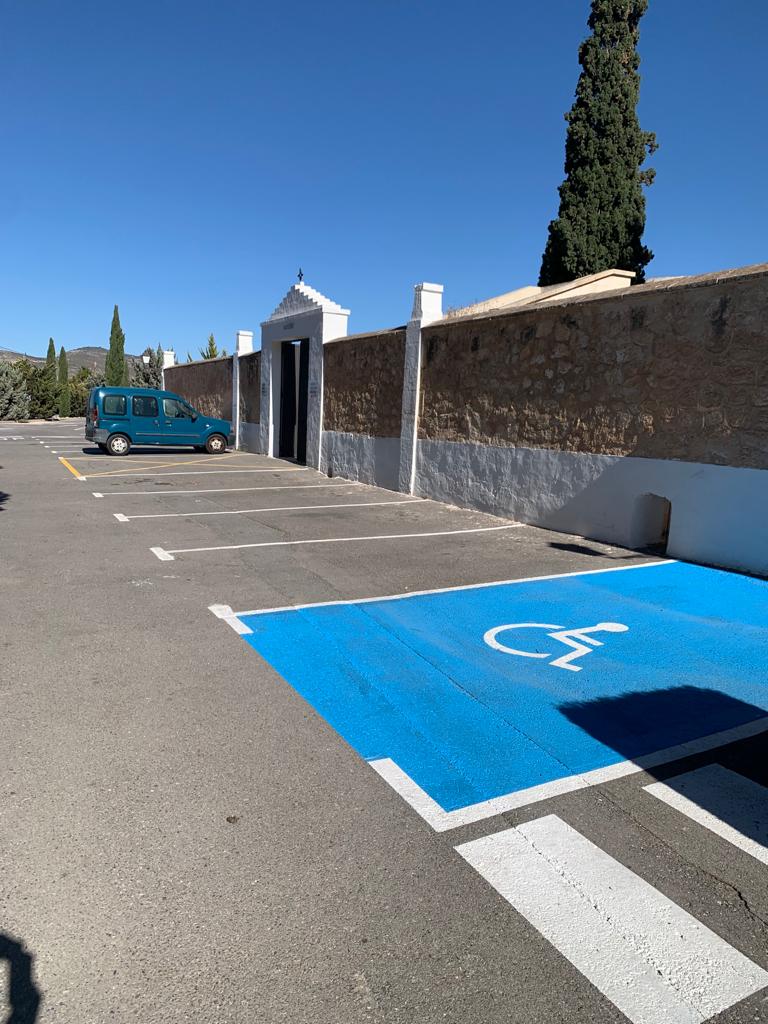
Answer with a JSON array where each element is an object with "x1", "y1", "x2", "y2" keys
[
  {"x1": 419, "y1": 265, "x2": 768, "y2": 470},
  {"x1": 165, "y1": 357, "x2": 233, "y2": 421},
  {"x1": 323, "y1": 329, "x2": 406, "y2": 438},
  {"x1": 238, "y1": 350, "x2": 261, "y2": 424}
]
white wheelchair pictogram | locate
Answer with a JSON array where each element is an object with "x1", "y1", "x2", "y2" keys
[{"x1": 483, "y1": 620, "x2": 629, "y2": 672}]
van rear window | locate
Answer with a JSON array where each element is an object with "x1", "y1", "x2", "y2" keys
[{"x1": 103, "y1": 395, "x2": 126, "y2": 416}]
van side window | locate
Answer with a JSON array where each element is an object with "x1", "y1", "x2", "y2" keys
[
  {"x1": 103, "y1": 395, "x2": 127, "y2": 416},
  {"x1": 163, "y1": 399, "x2": 194, "y2": 419},
  {"x1": 132, "y1": 396, "x2": 158, "y2": 417}
]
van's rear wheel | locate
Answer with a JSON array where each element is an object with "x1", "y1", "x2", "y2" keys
[
  {"x1": 205, "y1": 434, "x2": 227, "y2": 454},
  {"x1": 106, "y1": 433, "x2": 130, "y2": 456}
]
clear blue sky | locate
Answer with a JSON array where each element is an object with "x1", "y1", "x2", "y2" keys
[{"x1": 2, "y1": 0, "x2": 766, "y2": 357}]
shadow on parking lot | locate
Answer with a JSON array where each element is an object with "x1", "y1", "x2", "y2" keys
[
  {"x1": 559, "y1": 685, "x2": 768, "y2": 845},
  {"x1": 548, "y1": 541, "x2": 641, "y2": 560},
  {"x1": 0, "y1": 932, "x2": 41, "y2": 1022},
  {"x1": 79, "y1": 447, "x2": 236, "y2": 457}
]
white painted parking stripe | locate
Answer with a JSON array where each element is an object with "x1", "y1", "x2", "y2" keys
[
  {"x1": 235, "y1": 558, "x2": 673, "y2": 617},
  {"x1": 151, "y1": 524, "x2": 523, "y2": 560},
  {"x1": 369, "y1": 714, "x2": 768, "y2": 830},
  {"x1": 117, "y1": 498, "x2": 422, "y2": 521},
  {"x1": 80, "y1": 467, "x2": 310, "y2": 480},
  {"x1": 90, "y1": 481, "x2": 356, "y2": 497},
  {"x1": 456, "y1": 816, "x2": 768, "y2": 1024},
  {"x1": 644, "y1": 765, "x2": 768, "y2": 865},
  {"x1": 209, "y1": 604, "x2": 253, "y2": 635}
]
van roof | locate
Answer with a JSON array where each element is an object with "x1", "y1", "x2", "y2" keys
[{"x1": 95, "y1": 386, "x2": 179, "y2": 397}]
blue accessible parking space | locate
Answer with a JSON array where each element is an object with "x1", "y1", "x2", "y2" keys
[{"x1": 237, "y1": 561, "x2": 768, "y2": 817}]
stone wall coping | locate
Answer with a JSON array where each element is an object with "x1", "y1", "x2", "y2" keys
[
  {"x1": 323, "y1": 326, "x2": 406, "y2": 345},
  {"x1": 430, "y1": 262, "x2": 768, "y2": 330},
  {"x1": 167, "y1": 355, "x2": 233, "y2": 368}
]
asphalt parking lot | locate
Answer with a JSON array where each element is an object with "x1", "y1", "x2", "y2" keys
[{"x1": 2, "y1": 422, "x2": 768, "y2": 1024}]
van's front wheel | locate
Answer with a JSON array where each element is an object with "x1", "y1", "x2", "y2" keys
[
  {"x1": 205, "y1": 434, "x2": 227, "y2": 454},
  {"x1": 106, "y1": 433, "x2": 131, "y2": 456}
]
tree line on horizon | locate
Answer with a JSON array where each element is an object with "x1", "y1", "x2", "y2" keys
[{"x1": 0, "y1": 304, "x2": 226, "y2": 421}]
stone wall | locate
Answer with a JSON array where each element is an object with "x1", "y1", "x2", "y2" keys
[
  {"x1": 239, "y1": 350, "x2": 261, "y2": 424},
  {"x1": 164, "y1": 358, "x2": 233, "y2": 421},
  {"x1": 419, "y1": 265, "x2": 768, "y2": 470},
  {"x1": 323, "y1": 329, "x2": 406, "y2": 437}
]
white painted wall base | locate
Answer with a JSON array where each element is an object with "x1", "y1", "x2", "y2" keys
[
  {"x1": 239, "y1": 420, "x2": 262, "y2": 454},
  {"x1": 415, "y1": 439, "x2": 768, "y2": 576},
  {"x1": 321, "y1": 431, "x2": 401, "y2": 491}
]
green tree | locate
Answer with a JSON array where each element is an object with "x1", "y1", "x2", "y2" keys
[
  {"x1": 58, "y1": 346, "x2": 71, "y2": 417},
  {"x1": 69, "y1": 367, "x2": 104, "y2": 417},
  {"x1": 0, "y1": 361, "x2": 31, "y2": 420},
  {"x1": 20, "y1": 344, "x2": 58, "y2": 419},
  {"x1": 131, "y1": 345, "x2": 163, "y2": 389},
  {"x1": 45, "y1": 338, "x2": 56, "y2": 373},
  {"x1": 538, "y1": 0, "x2": 658, "y2": 286},
  {"x1": 199, "y1": 334, "x2": 219, "y2": 360},
  {"x1": 105, "y1": 305, "x2": 128, "y2": 385}
]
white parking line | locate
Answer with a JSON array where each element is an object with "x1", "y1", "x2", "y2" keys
[
  {"x1": 81, "y1": 467, "x2": 310, "y2": 481},
  {"x1": 115, "y1": 498, "x2": 422, "y2": 522},
  {"x1": 457, "y1": 816, "x2": 768, "y2": 1024},
  {"x1": 233, "y1": 559, "x2": 672, "y2": 617},
  {"x1": 644, "y1": 764, "x2": 768, "y2": 865},
  {"x1": 91, "y1": 481, "x2": 357, "y2": 498},
  {"x1": 151, "y1": 524, "x2": 523, "y2": 561},
  {"x1": 369, "y1": 714, "x2": 768, "y2": 831}
]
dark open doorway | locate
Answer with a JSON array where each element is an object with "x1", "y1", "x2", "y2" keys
[{"x1": 277, "y1": 339, "x2": 309, "y2": 462}]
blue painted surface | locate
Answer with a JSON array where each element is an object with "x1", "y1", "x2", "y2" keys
[{"x1": 238, "y1": 562, "x2": 768, "y2": 812}]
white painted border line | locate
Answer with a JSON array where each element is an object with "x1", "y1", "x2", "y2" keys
[
  {"x1": 369, "y1": 714, "x2": 768, "y2": 831},
  {"x1": 456, "y1": 816, "x2": 768, "y2": 1024},
  {"x1": 644, "y1": 764, "x2": 768, "y2": 866},
  {"x1": 153, "y1": 524, "x2": 523, "y2": 560},
  {"x1": 118, "y1": 498, "x2": 422, "y2": 521},
  {"x1": 80, "y1": 467, "x2": 310, "y2": 481},
  {"x1": 234, "y1": 558, "x2": 675, "y2": 617},
  {"x1": 89, "y1": 481, "x2": 358, "y2": 498},
  {"x1": 209, "y1": 604, "x2": 253, "y2": 635}
]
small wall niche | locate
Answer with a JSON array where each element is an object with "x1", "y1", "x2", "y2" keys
[{"x1": 632, "y1": 493, "x2": 672, "y2": 554}]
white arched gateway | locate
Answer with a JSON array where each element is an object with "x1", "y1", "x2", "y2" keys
[{"x1": 259, "y1": 282, "x2": 350, "y2": 469}]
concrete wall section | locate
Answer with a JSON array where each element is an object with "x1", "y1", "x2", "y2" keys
[
  {"x1": 415, "y1": 439, "x2": 768, "y2": 575},
  {"x1": 321, "y1": 431, "x2": 401, "y2": 491},
  {"x1": 164, "y1": 358, "x2": 233, "y2": 421},
  {"x1": 323, "y1": 329, "x2": 406, "y2": 437}
]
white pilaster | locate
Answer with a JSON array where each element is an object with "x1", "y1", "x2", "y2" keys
[
  {"x1": 398, "y1": 283, "x2": 443, "y2": 494},
  {"x1": 161, "y1": 349, "x2": 175, "y2": 390}
]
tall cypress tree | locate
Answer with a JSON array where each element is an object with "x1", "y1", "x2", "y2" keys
[
  {"x1": 58, "y1": 345, "x2": 71, "y2": 417},
  {"x1": 105, "y1": 305, "x2": 128, "y2": 386},
  {"x1": 539, "y1": 0, "x2": 658, "y2": 286},
  {"x1": 45, "y1": 338, "x2": 56, "y2": 374},
  {"x1": 33, "y1": 338, "x2": 59, "y2": 418}
]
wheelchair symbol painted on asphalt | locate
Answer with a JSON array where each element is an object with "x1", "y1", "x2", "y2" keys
[{"x1": 483, "y1": 621, "x2": 629, "y2": 672}]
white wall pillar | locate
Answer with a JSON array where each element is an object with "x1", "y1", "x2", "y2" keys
[
  {"x1": 161, "y1": 349, "x2": 175, "y2": 390},
  {"x1": 398, "y1": 283, "x2": 443, "y2": 494}
]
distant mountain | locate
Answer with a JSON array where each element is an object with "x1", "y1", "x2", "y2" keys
[{"x1": 0, "y1": 346, "x2": 142, "y2": 374}]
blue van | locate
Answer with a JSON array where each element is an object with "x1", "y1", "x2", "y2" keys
[{"x1": 85, "y1": 387, "x2": 234, "y2": 456}]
